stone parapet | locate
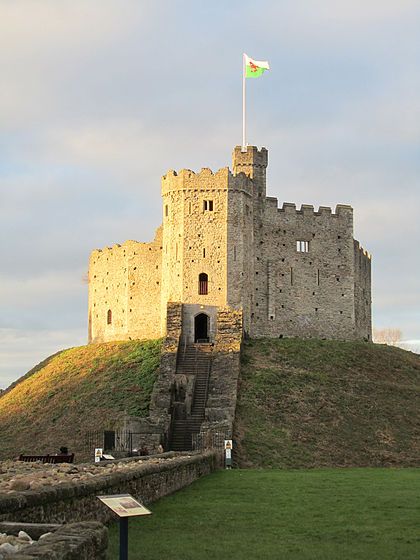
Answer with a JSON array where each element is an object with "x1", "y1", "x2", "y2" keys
[
  {"x1": 161, "y1": 167, "x2": 252, "y2": 196},
  {"x1": 0, "y1": 452, "x2": 217, "y2": 525},
  {"x1": 2, "y1": 522, "x2": 107, "y2": 560},
  {"x1": 149, "y1": 302, "x2": 183, "y2": 430}
]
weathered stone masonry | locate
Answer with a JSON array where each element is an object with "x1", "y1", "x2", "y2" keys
[
  {"x1": 0, "y1": 453, "x2": 217, "y2": 525},
  {"x1": 88, "y1": 146, "x2": 371, "y2": 343}
]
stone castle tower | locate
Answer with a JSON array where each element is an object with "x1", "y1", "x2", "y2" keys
[{"x1": 88, "y1": 146, "x2": 371, "y2": 344}]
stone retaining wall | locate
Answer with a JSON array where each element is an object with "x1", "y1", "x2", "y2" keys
[
  {"x1": 1, "y1": 521, "x2": 107, "y2": 560},
  {"x1": 0, "y1": 452, "x2": 216, "y2": 525}
]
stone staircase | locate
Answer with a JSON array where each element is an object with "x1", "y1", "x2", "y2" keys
[{"x1": 169, "y1": 344, "x2": 212, "y2": 451}]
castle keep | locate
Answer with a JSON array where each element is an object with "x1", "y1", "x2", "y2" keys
[{"x1": 88, "y1": 146, "x2": 371, "y2": 344}]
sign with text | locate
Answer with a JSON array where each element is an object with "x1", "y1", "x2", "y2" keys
[
  {"x1": 94, "y1": 448, "x2": 103, "y2": 463},
  {"x1": 98, "y1": 494, "x2": 152, "y2": 518},
  {"x1": 224, "y1": 440, "x2": 233, "y2": 468}
]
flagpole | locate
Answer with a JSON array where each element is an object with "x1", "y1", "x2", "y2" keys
[{"x1": 242, "y1": 53, "x2": 246, "y2": 150}]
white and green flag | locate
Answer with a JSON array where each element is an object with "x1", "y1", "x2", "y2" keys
[{"x1": 244, "y1": 54, "x2": 270, "y2": 78}]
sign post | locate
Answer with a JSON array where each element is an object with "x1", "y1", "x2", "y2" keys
[
  {"x1": 224, "y1": 440, "x2": 233, "y2": 469},
  {"x1": 98, "y1": 494, "x2": 152, "y2": 560},
  {"x1": 94, "y1": 448, "x2": 103, "y2": 463},
  {"x1": 120, "y1": 517, "x2": 128, "y2": 560}
]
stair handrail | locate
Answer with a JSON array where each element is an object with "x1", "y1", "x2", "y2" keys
[
  {"x1": 190, "y1": 346, "x2": 207, "y2": 416},
  {"x1": 202, "y1": 349, "x2": 213, "y2": 415},
  {"x1": 183, "y1": 337, "x2": 187, "y2": 361}
]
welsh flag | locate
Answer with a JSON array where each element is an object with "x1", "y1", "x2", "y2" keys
[{"x1": 245, "y1": 54, "x2": 270, "y2": 78}]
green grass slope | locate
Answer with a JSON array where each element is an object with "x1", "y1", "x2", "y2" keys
[
  {"x1": 0, "y1": 339, "x2": 161, "y2": 461},
  {"x1": 235, "y1": 339, "x2": 420, "y2": 468},
  {"x1": 108, "y1": 469, "x2": 420, "y2": 560}
]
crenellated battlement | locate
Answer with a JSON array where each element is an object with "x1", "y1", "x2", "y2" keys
[
  {"x1": 90, "y1": 232, "x2": 162, "y2": 261},
  {"x1": 232, "y1": 145, "x2": 268, "y2": 171},
  {"x1": 161, "y1": 165, "x2": 253, "y2": 195},
  {"x1": 265, "y1": 200, "x2": 353, "y2": 218},
  {"x1": 354, "y1": 240, "x2": 372, "y2": 260}
]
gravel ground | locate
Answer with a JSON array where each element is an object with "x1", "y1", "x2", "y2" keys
[{"x1": 0, "y1": 456, "x2": 176, "y2": 494}]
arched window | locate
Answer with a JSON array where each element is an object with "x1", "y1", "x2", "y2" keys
[
  {"x1": 107, "y1": 309, "x2": 112, "y2": 325},
  {"x1": 198, "y1": 273, "x2": 208, "y2": 295}
]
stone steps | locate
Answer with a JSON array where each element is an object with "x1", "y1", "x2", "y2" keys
[{"x1": 168, "y1": 344, "x2": 212, "y2": 451}]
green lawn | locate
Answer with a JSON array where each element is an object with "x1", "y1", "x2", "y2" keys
[{"x1": 107, "y1": 468, "x2": 420, "y2": 559}]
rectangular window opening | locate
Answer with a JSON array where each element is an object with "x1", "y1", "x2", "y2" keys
[
  {"x1": 296, "y1": 240, "x2": 309, "y2": 252},
  {"x1": 165, "y1": 204, "x2": 168, "y2": 217},
  {"x1": 203, "y1": 200, "x2": 214, "y2": 211}
]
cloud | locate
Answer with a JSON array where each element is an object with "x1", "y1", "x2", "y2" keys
[
  {"x1": 1, "y1": 0, "x2": 419, "y2": 386},
  {"x1": 0, "y1": 327, "x2": 86, "y2": 389}
]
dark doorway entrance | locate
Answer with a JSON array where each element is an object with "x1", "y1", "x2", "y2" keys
[{"x1": 194, "y1": 313, "x2": 209, "y2": 342}]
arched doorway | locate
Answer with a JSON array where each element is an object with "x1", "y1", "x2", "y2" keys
[{"x1": 194, "y1": 313, "x2": 209, "y2": 342}]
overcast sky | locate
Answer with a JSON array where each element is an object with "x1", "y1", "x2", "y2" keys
[{"x1": 1, "y1": 0, "x2": 419, "y2": 388}]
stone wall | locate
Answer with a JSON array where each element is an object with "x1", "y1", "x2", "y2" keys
[
  {"x1": 88, "y1": 233, "x2": 162, "y2": 343},
  {"x1": 0, "y1": 452, "x2": 217, "y2": 525},
  {"x1": 354, "y1": 240, "x2": 372, "y2": 340},
  {"x1": 148, "y1": 302, "x2": 183, "y2": 434},
  {"x1": 160, "y1": 167, "x2": 251, "y2": 328},
  {"x1": 1, "y1": 521, "x2": 107, "y2": 560},
  {"x1": 251, "y1": 201, "x2": 361, "y2": 340},
  {"x1": 202, "y1": 308, "x2": 243, "y2": 437}
]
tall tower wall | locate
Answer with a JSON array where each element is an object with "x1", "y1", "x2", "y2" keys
[
  {"x1": 161, "y1": 168, "x2": 232, "y2": 339},
  {"x1": 354, "y1": 241, "x2": 372, "y2": 340}
]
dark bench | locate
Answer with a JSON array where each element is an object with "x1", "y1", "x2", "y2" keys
[{"x1": 18, "y1": 454, "x2": 75, "y2": 464}]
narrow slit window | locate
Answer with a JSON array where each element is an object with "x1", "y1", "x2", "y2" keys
[
  {"x1": 297, "y1": 240, "x2": 309, "y2": 252},
  {"x1": 203, "y1": 200, "x2": 214, "y2": 211},
  {"x1": 107, "y1": 309, "x2": 112, "y2": 325},
  {"x1": 317, "y1": 269, "x2": 320, "y2": 285},
  {"x1": 290, "y1": 267, "x2": 294, "y2": 286},
  {"x1": 188, "y1": 201, "x2": 192, "y2": 214},
  {"x1": 165, "y1": 204, "x2": 168, "y2": 217},
  {"x1": 198, "y1": 273, "x2": 208, "y2": 295},
  {"x1": 203, "y1": 248, "x2": 206, "y2": 258},
  {"x1": 233, "y1": 246, "x2": 237, "y2": 261}
]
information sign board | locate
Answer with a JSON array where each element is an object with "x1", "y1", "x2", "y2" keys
[{"x1": 98, "y1": 494, "x2": 152, "y2": 518}]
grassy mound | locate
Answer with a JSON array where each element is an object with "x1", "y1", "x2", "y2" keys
[
  {"x1": 0, "y1": 339, "x2": 161, "y2": 461},
  {"x1": 235, "y1": 339, "x2": 420, "y2": 468}
]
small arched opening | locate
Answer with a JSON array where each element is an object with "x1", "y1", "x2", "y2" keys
[
  {"x1": 194, "y1": 313, "x2": 209, "y2": 343},
  {"x1": 198, "y1": 272, "x2": 208, "y2": 295},
  {"x1": 107, "y1": 309, "x2": 112, "y2": 325}
]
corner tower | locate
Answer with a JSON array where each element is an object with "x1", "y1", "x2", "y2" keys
[
  {"x1": 232, "y1": 145, "x2": 268, "y2": 199},
  {"x1": 226, "y1": 146, "x2": 269, "y2": 334},
  {"x1": 160, "y1": 167, "x2": 233, "y2": 341}
]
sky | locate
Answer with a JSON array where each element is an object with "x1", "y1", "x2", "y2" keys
[{"x1": 1, "y1": 0, "x2": 419, "y2": 388}]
